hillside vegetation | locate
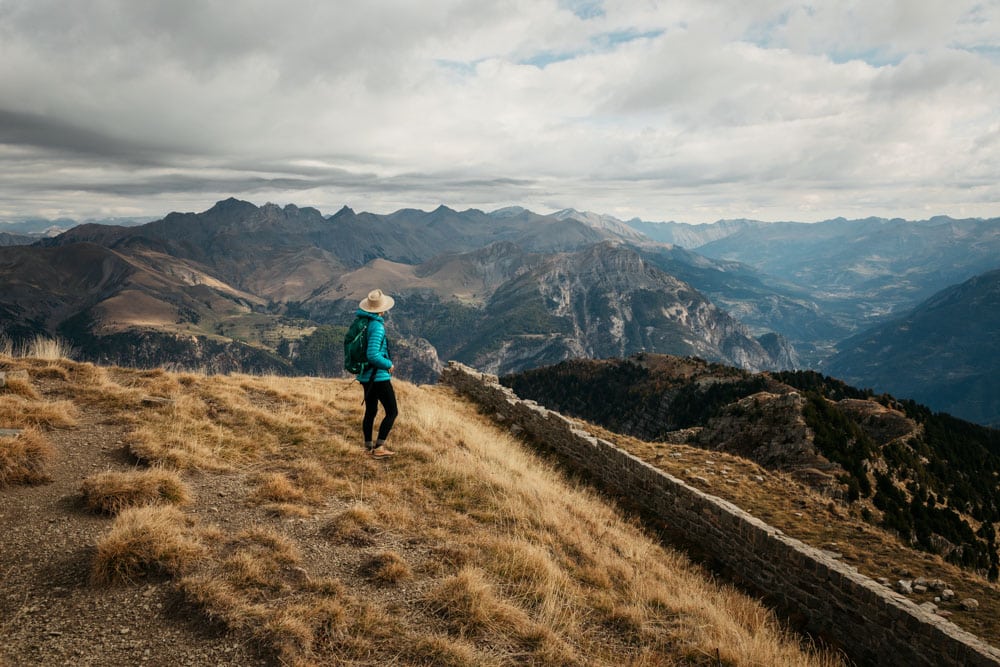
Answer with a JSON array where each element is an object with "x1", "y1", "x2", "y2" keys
[
  {"x1": 0, "y1": 354, "x2": 838, "y2": 666},
  {"x1": 503, "y1": 355, "x2": 1000, "y2": 581}
]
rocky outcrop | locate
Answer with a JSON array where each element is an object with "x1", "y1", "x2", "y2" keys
[{"x1": 474, "y1": 242, "x2": 788, "y2": 375}]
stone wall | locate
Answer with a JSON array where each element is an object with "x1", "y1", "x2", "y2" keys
[{"x1": 440, "y1": 362, "x2": 1000, "y2": 667}]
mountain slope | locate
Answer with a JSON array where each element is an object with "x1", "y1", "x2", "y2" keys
[
  {"x1": 825, "y1": 268, "x2": 1000, "y2": 427},
  {"x1": 693, "y1": 216, "x2": 1000, "y2": 314},
  {"x1": 445, "y1": 242, "x2": 791, "y2": 374},
  {"x1": 0, "y1": 354, "x2": 838, "y2": 666},
  {"x1": 502, "y1": 354, "x2": 1000, "y2": 578}
]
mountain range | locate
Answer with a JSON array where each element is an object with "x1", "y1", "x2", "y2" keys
[
  {"x1": 1, "y1": 199, "x2": 998, "y2": 424},
  {"x1": 826, "y1": 269, "x2": 1000, "y2": 428}
]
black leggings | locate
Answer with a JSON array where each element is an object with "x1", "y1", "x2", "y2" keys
[{"x1": 363, "y1": 380, "x2": 398, "y2": 442}]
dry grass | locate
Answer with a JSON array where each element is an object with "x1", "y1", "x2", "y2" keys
[
  {"x1": 0, "y1": 374, "x2": 39, "y2": 400},
  {"x1": 0, "y1": 394, "x2": 78, "y2": 430},
  {"x1": 0, "y1": 429, "x2": 56, "y2": 486},
  {"x1": 80, "y1": 469, "x2": 192, "y2": 515},
  {"x1": 322, "y1": 504, "x2": 381, "y2": 545},
  {"x1": 4, "y1": 356, "x2": 845, "y2": 665},
  {"x1": 360, "y1": 551, "x2": 412, "y2": 584},
  {"x1": 583, "y1": 420, "x2": 1000, "y2": 641},
  {"x1": 0, "y1": 335, "x2": 74, "y2": 361},
  {"x1": 126, "y1": 374, "x2": 324, "y2": 470},
  {"x1": 91, "y1": 505, "x2": 206, "y2": 585}
]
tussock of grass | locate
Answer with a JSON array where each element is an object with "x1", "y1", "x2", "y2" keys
[
  {"x1": 1, "y1": 375, "x2": 39, "y2": 400},
  {"x1": 91, "y1": 505, "x2": 206, "y2": 585},
  {"x1": 322, "y1": 504, "x2": 380, "y2": 545},
  {"x1": 178, "y1": 530, "x2": 361, "y2": 666},
  {"x1": 425, "y1": 567, "x2": 532, "y2": 637},
  {"x1": 406, "y1": 635, "x2": 480, "y2": 666},
  {"x1": 0, "y1": 429, "x2": 56, "y2": 486},
  {"x1": 0, "y1": 394, "x2": 78, "y2": 429},
  {"x1": 28, "y1": 364, "x2": 70, "y2": 381},
  {"x1": 253, "y1": 472, "x2": 305, "y2": 503},
  {"x1": 423, "y1": 566, "x2": 578, "y2": 662},
  {"x1": 360, "y1": 551, "x2": 412, "y2": 584},
  {"x1": 252, "y1": 460, "x2": 335, "y2": 510},
  {"x1": 80, "y1": 469, "x2": 192, "y2": 515}
]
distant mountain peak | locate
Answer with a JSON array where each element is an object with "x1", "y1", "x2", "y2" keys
[
  {"x1": 208, "y1": 197, "x2": 257, "y2": 213},
  {"x1": 330, "y1": 205, "x2": 355, "y2": 220},
  {"x1": 489, "y1": 206, "x2": 529, "y2": 218}
]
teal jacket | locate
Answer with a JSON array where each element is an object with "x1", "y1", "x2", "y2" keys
[{"x1": 355, "y1": 309, "x2": 393, "y2": 383}]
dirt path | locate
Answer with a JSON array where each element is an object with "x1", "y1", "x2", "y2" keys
[{"x1": 0, "y1": 390, "x2": 269, "y2": 667}]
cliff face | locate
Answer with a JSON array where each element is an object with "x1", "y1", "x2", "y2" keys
[{"x1": 469, "y1": 243, "x2": 785, "y2": 375}]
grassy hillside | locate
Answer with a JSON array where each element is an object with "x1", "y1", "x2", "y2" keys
[
  {"x1": 503, "y1": 356, "x2": 1000, "y2": 578},
  {"x1": 0, "y1": 353, "x2": 837, "y2": 666}
]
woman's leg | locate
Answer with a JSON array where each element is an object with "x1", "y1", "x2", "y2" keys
[
  {"x1": 375, "y1": 382, "x2": 398, "y2": 442},
  {"x1": 362, "y1": 383, "x2": 380, "y2": 445}
]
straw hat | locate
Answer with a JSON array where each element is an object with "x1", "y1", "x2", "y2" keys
[{"x1": 359, "y1": 288, "x2": 395, "y2": 313}]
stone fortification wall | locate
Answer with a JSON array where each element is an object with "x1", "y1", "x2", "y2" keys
[{"x1": 440, "y1": 362, "x2": 1000, "y2": 667}]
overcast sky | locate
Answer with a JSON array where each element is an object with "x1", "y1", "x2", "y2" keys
[{"x1": 1, "y1": 0, "x2": 998, "y2": 224}]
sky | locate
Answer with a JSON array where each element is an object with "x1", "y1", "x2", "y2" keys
[{"x1": 1, "y1": 0, "x2": 998, "y2": 224}]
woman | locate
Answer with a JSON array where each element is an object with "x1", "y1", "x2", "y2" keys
[{"x1": 356, "y1": 289, "x2": 398, "y2": 458}]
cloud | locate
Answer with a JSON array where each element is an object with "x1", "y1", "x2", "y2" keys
[{"x1": 0, "y1": 0, "x2": 998, "y2": 222}]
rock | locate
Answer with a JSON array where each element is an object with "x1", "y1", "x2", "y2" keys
[
  {"x1": 913, "y1": 577, "x2": 929, "y2": 587},
  {"x1": 877, "y1": 577, "x2": 891, "y2": 587},
  {"x1": 919, "y1": 602, "x2": 937, "y2": 613},
  {"x1": 896, "y1": 580, "x2": 913, "y2": 595},
  {"x1": 960, "y1": 598, "x2": 979, "y2": 611},
  {"x1": 913, "y1": 584, "x2": 928, "y2": 594},
  {"x1": 941, "y1": 589, "x2": 955, "y2": 602},
  {"x1": 141, "y1": 396, "x2": 175, "y2": 407},
  {"x1": 929, "y1": 579, "x2": 947, "y2": 591}
]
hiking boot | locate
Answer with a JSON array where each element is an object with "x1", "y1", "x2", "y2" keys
[{"x1": 370, "y1": 445, "x2": 395, "y2": 458}]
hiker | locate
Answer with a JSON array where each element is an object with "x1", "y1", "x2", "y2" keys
[{"x1": 356, "y1": 289, "x2": 398, "y2": 458}]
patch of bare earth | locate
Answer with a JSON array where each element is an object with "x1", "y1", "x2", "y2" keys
[{"x1": 0, "y1": 378, "x2": 269, "y2": 666}]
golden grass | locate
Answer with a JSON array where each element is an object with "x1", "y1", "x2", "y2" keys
[
  {"x1": 5, "y1": 356, "x2": 843, "y2": 665},
  {"x1": 1, "y1": 335, "x2": 74, "y2": 361},
  {"x1": 126, "y1": 374, "x2": 326, "y2": 470},
  {"x1": 0, "y1": 394, "x2": 78, "y2": 429},
  {"x1": 0, "y1": 429, "x2": 56, "y2": 486},
  {"x1": 0, "y1": 375, "x2": 39, "y2": 400},
  {"x1": 251, "y1": 460, "x2": 335, "y2": 511},
  {"x1": 322, "y1": 504, "x2": 380, "y2": 545},
  {"x1": 80, "y1": 469, "x2": 192, "y2": 515},
  {"x1": 91, "y1": 505, "x2": 206, "y2": 585},
  {"x1": 360, "y1": 550, "x2": 412, "y2": 584}
]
